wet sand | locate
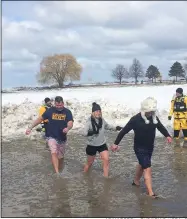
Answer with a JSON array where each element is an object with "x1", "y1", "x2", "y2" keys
[{"x1": 2, "y1": 132, "x2": 187, "y2": 217}]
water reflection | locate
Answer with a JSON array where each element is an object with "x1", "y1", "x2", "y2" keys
[
  {"x1": 2, "y1": 134, "x2": 187, "y2": 217},
  {"x1": 134, "y1": 188, "x2": 153, "y2": 217},
  {"x1": 51, "y1": 178, "x2": 72, "y2": 217},
  {"x1": 84, "y1": 174, "x2": 112, "y2": 217},
  {"x1": 173, "y1": 146, "x2": 187, "y2": 178}
]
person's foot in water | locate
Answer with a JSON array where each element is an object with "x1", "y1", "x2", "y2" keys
[{"x1": 146, "y1": 193, "x2": 159, "y2": 199}]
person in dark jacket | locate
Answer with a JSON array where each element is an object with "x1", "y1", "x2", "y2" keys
[{"x1": 111, "y1": 97, "x2": 172, "y2": 198}]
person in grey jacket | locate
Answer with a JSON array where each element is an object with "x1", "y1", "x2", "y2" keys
[{"x1": 82, "y1": 102, "x2": 122, "y2": 177}]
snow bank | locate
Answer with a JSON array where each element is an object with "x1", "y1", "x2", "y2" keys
[{"x1": 2, "y1": 84, "x2": 187, "y2": 140}]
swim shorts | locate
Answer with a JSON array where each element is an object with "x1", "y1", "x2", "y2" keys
[
  {"x1": 86, "y1": 143, "x2": 108, "y2": 156},
  {"x1": 134, "y1": 148, "x2": 153, "y2": 169},
  {"x1": 47, "y1": 138, "x2": 67, "y2": 159}
]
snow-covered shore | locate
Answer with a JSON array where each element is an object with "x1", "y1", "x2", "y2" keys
[{"x1": 2, "y1": 84, "x2": 186, "y2": 140}]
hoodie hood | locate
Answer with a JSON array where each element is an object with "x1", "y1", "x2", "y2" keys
[{"x1": 140, "y1": 97, "x2": 158, "y2": 124}]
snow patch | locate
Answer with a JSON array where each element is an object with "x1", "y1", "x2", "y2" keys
[{"x1": 2, "y1": 84, "x2": 186, "y2": 140}]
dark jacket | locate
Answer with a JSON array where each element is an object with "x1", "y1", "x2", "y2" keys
[{"x1": 114, "y1": 113, "x2": 170, "y2": 151}]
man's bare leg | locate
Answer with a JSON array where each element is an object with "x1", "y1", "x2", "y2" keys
[
  {"x1": 59, "y1": 158, "x2": 64, "y2": 171},
  {"x1": 84, "y1": 156, "x2": 95, "y2": 172},
  {"x1": 51, "y1": 153, "x2": 59, "y2": 173},
  {"x1": 133, "y1": 164, "x2": 143, "y2": 185},
  {"x1": 144, "y1": 167, "x2": 154, "y2": 196}
]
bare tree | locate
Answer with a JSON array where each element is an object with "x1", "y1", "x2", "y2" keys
[
  {"x1": 111, "y1": 64, "x2": 129, "y2": 84},
  {"x1": 36, "y1": 54, "x2": 82, "y2": 88},
  {"x1": 129, "y1": 58, "x2": 144, "y2": 84}
]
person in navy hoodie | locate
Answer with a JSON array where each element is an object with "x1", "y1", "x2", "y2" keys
[{"x1": 26, "y1": 96, "x2": 73, "y2": 176}]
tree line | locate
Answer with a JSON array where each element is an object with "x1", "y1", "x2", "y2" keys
[
  {"x1": 112, "y1": 58, "x2": 187, "y2": 84},
  {"x1": 36, "y1": 54, "x2": 187, "y2": 88}
]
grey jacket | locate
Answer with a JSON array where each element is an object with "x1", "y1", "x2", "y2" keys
[{"x1": 82, "y1": 117, "x2": 116, "y2": 146}]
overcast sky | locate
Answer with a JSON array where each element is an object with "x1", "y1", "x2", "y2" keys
[{"x1": 2, "y1": 1, "x2": 187, "y2": 88}]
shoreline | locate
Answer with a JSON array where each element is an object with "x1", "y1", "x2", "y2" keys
[{"x1": 2, "y1": 81, "x2": 186, "y2": 94}]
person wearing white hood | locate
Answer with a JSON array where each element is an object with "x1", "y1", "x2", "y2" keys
[{"x1": 111, "y1": 97, "x2": 172, "y2": 198}]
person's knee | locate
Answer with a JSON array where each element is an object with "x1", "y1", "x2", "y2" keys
[
  {"x1": 100, "y1": 152, "x2": 109, "y2": 163},
  {"x1": 88, "y1": 160, "x2": 94, "y2": 165},
  {"x1": 87, "y1": 157, "x2": 95, "y2": 165},
  {"x1": 143, "y1": 167, "x2": 152, "y2": 179},
  {"x1": 138, "y1": 164, "x2": 143, "y2": 170},
  {"x1": 58, "y1": 154, "x2": 64, "y2": 159},
  {"x1": 103, "y1": 157, "x2": 109, "y2": 166},
  {"x1": 102, "y1": 154, "x2": 109, "y2": 162},
  {"x1": 87, "y1": 161, "x2": 94, "y2": 167},
  {"x1": 50, "y1": 146, "x2": 57, "y2": 155},
  {"x1": 51, "y1": 152, "x2": 58, "y2": 157}
]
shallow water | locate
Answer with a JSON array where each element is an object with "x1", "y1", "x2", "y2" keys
[{"x1": 2, "y1": 132, "x2": 187, "y2": 217}]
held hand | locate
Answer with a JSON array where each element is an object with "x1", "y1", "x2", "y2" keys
[
  {"x1": 166, "y1": 136, "x2": 172, "y2": 144},
  {"x1": 110, "y1": 144, "x2": 119, "y2": 152},
  {"x1": 63, "y1": 128, "x2": 69, "y2": 134},
  {"x1": 25, "y1": 128, "x2": 31, "y2": 135}
]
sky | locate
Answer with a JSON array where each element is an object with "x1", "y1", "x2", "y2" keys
[{"x1": 2, "y1": 1, "x2": 187, "y2": 88}]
